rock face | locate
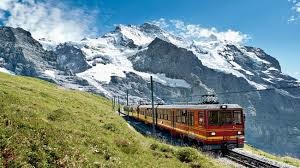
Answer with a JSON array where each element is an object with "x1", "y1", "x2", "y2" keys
[
  {"x1": 0, "y1": 25, "x2": 299, "y2": 158},
  {"x1": 0, "y1": 26, "x2": 92, "y2": 89},
  {"x1": 0, "y1": 27, "x2": 56, "y2": 79},
  {"x1": 55, "y1": 43, "x2": 91, "y2": 75}
]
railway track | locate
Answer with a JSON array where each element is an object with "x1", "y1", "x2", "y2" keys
[{"x1": 224, "y1": 150, "x2": 281, "y2": 168}]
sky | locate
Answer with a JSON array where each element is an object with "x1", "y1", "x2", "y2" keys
[{"x1": 0, "y1": 0, "x2": 299, "y2": 79}]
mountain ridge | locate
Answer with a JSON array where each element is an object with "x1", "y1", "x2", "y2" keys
[{"x1": 0, "y1": 24, "x2": 299, "y2": 158}]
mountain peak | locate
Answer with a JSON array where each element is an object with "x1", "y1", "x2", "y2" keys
[{"x1": 139, "y1": 22, "x2": 164, "y2": 33}]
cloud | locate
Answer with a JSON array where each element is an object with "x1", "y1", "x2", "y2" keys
[
  {"x1": 288, "y1": 0, "x2": 300, "y2": 22},
  {"x1": 152, "y1": 19, "x2": 249, "y2": 44},
  {"x1": 151, "y1": 18, "x2": 169, "y2": 29},
  {"x1": 0, "y1": 0, "x2": 99, "y2": 43},
  {"x1": 295, "y1": 2, "x2": 300, "y2": 12}
]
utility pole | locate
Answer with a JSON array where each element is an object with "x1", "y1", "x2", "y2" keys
[
  {"x1": 150, "y1": 76, "x2": 156, "y2": 136},
  {"x1": 126, "y1": 90, "x2": 129, "y2": 106},
  {"x1": 126, "y1": 90, "x2": 129, "y2": 116},
  {"x1": 113, "y1": 96, "x2": 116, "y2": 110},
  {"x1": 117, "y1": 96, "x2": 120, "y2": 115}
]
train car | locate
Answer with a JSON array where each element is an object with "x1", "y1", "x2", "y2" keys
[{"x1": 125, "y1": 104, "x2": 245, "y2": 150}]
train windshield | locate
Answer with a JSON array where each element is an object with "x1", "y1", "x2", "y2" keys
[{"x1": 208, "y1": 110, "x2": 242, "y2": 126}]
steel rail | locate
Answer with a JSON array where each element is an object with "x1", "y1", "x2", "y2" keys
[{"x1": 224, "y1": 150, "x2": 281, "y2": 168}]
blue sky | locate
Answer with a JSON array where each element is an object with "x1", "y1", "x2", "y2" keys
[{"x1": 0, "y1": 0, "x2": 299, "y2": 79}]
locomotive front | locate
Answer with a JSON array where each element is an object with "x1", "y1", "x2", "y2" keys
[{"x1": 203, "y1": 104, "x2": 245, "y2": 150}]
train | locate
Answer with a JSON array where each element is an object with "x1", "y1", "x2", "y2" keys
[{"x1": 124, "y1": 103, "x2": 245, "y2": 150}]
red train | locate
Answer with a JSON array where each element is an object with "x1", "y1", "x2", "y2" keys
[{"x1": 124, "y1": 104, "x2": 245, "y2": 150}]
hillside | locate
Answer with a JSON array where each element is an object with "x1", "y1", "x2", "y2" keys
[{"x1": 0, "y1": 72, "x2": 223, "y2": 167}]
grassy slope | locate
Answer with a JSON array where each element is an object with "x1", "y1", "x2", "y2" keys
[
  {"x1": 0, "y1": 72, "x2": 223, "y2": 168},
  {"x1": 244, "y1": 145, "x2": 300, "y2": 167}
]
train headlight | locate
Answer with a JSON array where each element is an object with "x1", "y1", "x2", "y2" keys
[
  {"x1": 237, "y1": 131, "x2": 242, "y2": 135},
  {"x1": 210, "y1": 132, "x2": 216, "y2": 136},
  {"x1": 220, "y1": 105, "x2": 228, "y2": 109}
]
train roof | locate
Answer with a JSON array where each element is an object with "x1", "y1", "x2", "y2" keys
[{"x1": 138, "y1": 104, "x2": 242, "y2": 110}]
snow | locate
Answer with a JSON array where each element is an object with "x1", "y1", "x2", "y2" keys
[
  {"x1": 192, "y1": 45, "x2": 246, "y2": 78},
  {"x1": 247, "y1": 80, "x2": 267, "y2": 90},
  {"x1": 262, "y1": 77, "x2": 274, "y2": 84},
  {"x1": 76, "y1": 36, "x2": 191, "y2": 90},
  {"x1": 76, "y1": 72, "x2": 112, "y2": 97},
  {"x1": 0, "y1": 67, "x2": 14, "y2": 75},
  {"x1": 32, "y1": 24, "x2": 281, "y2": 92},
  {"x1": 79, "y1": 63, "x2": 127, "y2": 83},
  {"x1": 135, "y1": 72, "x2": 191, "y2": 88},
  {"x1": 72, "y1": 23, "x2": 272, "y2": 91},
  {"x1": 77, "y1": 61, "x2": 191, "y2": 89},
  {"x1": 119, "y1": 25, "x2": 153, "y2": 46},
  {"x1": 43, "y1": 23, "x2": 282, "y2": 93},
  {"x1": 268, "y1": 67, "x2": 279, "y2": 71},
  {"x1": 239, "y1": 47, "x2": 270, "y2": 65},
  {"x1": 44, "y1": 70, "x2": 55, "y2": 78},
  {"x1": 190, "y1": 44, "x2": 266, "y2": 89},
  {"x1": 38, "y1": 39, "x2": 59, "y2": 51}
]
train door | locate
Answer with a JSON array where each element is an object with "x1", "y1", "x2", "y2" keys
[
  {"x1": 171, "y1": 110, "x2": 175, "y2": 128},
  {"x1": 186, "y1": 110, "x2": 193, "y2": 136}
]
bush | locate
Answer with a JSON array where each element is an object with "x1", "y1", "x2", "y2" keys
[
  {"x1": 175, "y1": 148, "x2": 199, "y2": 163},
  {"x1": 150, "y1": 143, "x2": 174, "y2": 153},
  {"x1": 150, "y1": 143, "x2": 159, "y2": 151}
]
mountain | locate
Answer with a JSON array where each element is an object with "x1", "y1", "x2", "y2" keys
[{"x1": 0, "y1": 24, "x2": 299, "y2": 158}]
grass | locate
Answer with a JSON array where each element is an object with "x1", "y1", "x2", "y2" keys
[
  {"x1": 244, "y1": 144, "x2": 300, "y2": 167},
  {"x1": 0, "y1": 72, "x2": 224, "y2": 168}
]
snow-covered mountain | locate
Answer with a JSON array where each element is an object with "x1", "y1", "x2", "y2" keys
[{"x1": 0, "y1": 24, "x2": 299, "y2": 158}]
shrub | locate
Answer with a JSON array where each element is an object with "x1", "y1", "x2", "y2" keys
[
  {"x1": 175, "y1": 148, "x2": 199, "y2": 163},
  {"x1": 150, "y1": 143, "x2": 159, "y2": 151},
  {"x1": 150, "y1": 143, "x2": 173, "y2": 153}
]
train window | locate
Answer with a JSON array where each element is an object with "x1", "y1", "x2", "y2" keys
[
  {"x1": 188, "y1": 111, "x2": 194, "y2": 126},
  {"x1": 198, "y1": 111, "x2": 204, "y2": 127},
  {"x1": 233, "y1": 111, "x2": 242, "y2": 124},
  {"x1": 176, "y1": 110, "x2": 181, "y2": 123},
  {"x1": 208, "y1": 111, "x2": 219, "y2": 125},
  {"x1": 181, "y1": 110, "x2": 186, "y2": 124},
  {"x1": 141, "y1": 109, "x2": 144, "y2": 115},
  {"x1": 219, "y1": 111, "x2": 233, "y2": 125},
  {"x1": 191, "y1": 113, "x2": 194, "y2": 126},
  {"x1": 163, "y1": 110, "x2": 168, "y2": 120},
  {"x1": 158, "y1": 109, "x2": 160, "y2": 119}
]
